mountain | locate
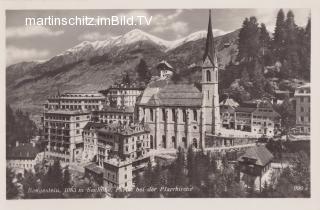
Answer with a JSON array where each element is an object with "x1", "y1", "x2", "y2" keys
[{"x1": 6, "y1": 29, "x2": 239, "y2": 124}]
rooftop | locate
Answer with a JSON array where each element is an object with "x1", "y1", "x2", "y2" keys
[
  {"x1": 83, "y1": 122, "x2": 106, "y2": 131},
  {"x1": 138, "y1": 82, "x2": 202, "y2": 107},
  {"x1": 44, "y1": 109, "x2": 91, "y2": 115},
  {"x1": 238, "y1": 145, "x2": 274, "y2": 166},
  {"x1": 7, "y1": 142, "x2": 40, "y2": 160},
  {"x1": 220, "y1": 98, "x2": 239, "y2": 108},
  {"x1": 96, "y1": 106, "x2": 134, "y2": 113},
  {"x1": 98, "y1": 123, "x2": 149, "y2": 136}
]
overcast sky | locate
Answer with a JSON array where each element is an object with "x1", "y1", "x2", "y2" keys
[{"x1": 6, "y1": 9, "x2": 310, "y2": 66}]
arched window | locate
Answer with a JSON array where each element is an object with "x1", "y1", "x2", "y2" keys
[
  {"x1": 182, "y1": 137, "x2": 187, "y2": 149},
  {"x1": 193, "y1": 138, "x2": 198, "y2": 149},
  {"x1": 172, "y1": 109, "x2": 176, "y2": 122},
  {"x1": 172, "y1": 136, "x2": 176, "y2": 149},
  {"x1": 206, "y1": 70, "x2": 211, "y2": 82},
  {"x1": 150, "y1": 135, "x2": 153, "y2": 149},
  {"x1": 182, "y1": 110, "x2": 187, "y2": 122},
  {"x1": 162, "y1": 135, "x2": 166, "y2": 149},
  {"x1": 150, "y1": 108, "x2": 154, "y2": 122},
  {"x1": 193, "y1": 109, "x2": 197, "y2": 121}
]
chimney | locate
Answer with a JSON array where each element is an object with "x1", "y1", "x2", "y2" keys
[
  {"x1": 16, "y1": 141, "x2": 19, "y2": 147},
  {"x1": 32, "y1": 141, "x2": 36, "y2": 147}
]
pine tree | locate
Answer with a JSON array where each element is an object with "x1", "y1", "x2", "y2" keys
[
  {"x1": 273, "y1": 9, "x2": 286, "y2": 61},
  {"x1": 22, "y1": 170, "x2": 39, "y2": 199},
  {"x1": 63, "y1": 167, "x2": 71, "y2": 188},
  {"x1": 135, "y1": 59, "x2": 151, "y2": 82},
  {"x1": 122, "y1": 72, "x2": 131, "y2": 85},
  {"x1": 300, "y1": 17, "x2": 311, "y2": 80},
  {"x1": 284, "y1": 10, "x2": 301, "y2": 78},
  {"x1": 259, "y1": 23, "x2": 272, "y2": 65}
]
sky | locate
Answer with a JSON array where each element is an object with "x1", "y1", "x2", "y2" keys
[{"x1": 6, "y1": 9, "x2": 310, "y2": 66}]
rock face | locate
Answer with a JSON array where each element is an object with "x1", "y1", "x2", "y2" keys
[{"x1": 6, "y1": 29, "x2": 240, "y2": 122}]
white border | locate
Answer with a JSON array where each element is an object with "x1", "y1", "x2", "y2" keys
[{"x1": 0, "y1": 1, "x2": 319, "y2": 210}]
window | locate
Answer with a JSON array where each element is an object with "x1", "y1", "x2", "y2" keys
[
  {"x1": 150, "y1": 109, "x2": 154, "y2": 122},
  {"x1": 301, "y1": 107, "x2": 304, "y2": 112},
  {"x1": 76, "y1": 130, "x2": 80, "y2": 134},
  {"x1": 206, "y1": 70, "x2": 211, "y2": 82},
  {"x1": 182, "y1": 110, "x2": 187, "y2": 122},
  {"x1": 125, "y1": 174, "x2": 127, "y2": 179},
  {"x1": 172, "y1": 109, "x2": 176, "y2": 122},
  {"x1": 301, "y1": 116, "x2": 304, "y2": 122},
  {"x1": 162, "y1": 109, "x2": 166, "y2": 121},
  {"x1": 76, "y1": 117, "x2": 80, "y2": 120},
  {"x1": 193, "y1": 109, "x2": 197, "y2": 121},
  {"x1": 76, "y1": 123, "x2": 80, "y2": 127}
]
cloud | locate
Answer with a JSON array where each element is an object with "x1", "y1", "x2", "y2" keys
[
  {"x1": 150, "y1": 9, "x2": 189, "y2": 38},
  {"x1": 255, "y1": 9, "x2": 310, "y2": 33},
  {"x1": 6, "y1": 26, "x2": 64, "y2": 38},
  {"x1": 6, "y1": 46, "x2": 50, "y2": 66},
  {"x1": 78, "y1": 32, "x2": 114, "y2": 41},
  {"x1": 116, "y1": 10, "x2": 150, "y2": 23}
]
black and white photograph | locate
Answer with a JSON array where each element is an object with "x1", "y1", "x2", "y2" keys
[{"x1": 4, "y1": 5, "x2": 313, "y2": 202}]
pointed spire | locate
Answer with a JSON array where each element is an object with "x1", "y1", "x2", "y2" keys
[{"x1": 203, "y1": 10, "x2": 216, "y2": 66}]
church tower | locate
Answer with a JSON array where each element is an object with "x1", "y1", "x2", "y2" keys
[{"x1": 201, "y1": 10, "x2": 220, "y2": 137}]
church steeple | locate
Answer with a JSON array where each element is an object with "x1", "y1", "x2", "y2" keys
[{"x1": 203, "y1": 10, "x2": 216, "y2": 67}]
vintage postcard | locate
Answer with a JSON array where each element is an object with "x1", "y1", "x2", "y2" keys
[{"x1": 1, "y1": 0, "x2": 319, "y2": 210}]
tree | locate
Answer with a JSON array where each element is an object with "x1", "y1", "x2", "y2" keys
[
  {"x1": 273, "y1": 96, "x2": 295, "y2": 134},
  {"x1": 136, "y1": 59, "x2": 151, "y2": 82},
  {"x1": 251, "y1": 59, "x2": 266, "y2": 98},
  {"x1": 238, "y1": 17, "x2": 261, "y2": 64},
  {"x1": 63, "y1": 167, "x2": 71, "y2": 188},
  {"x1": 41, "y1": 160, "x2": 64, "y2": 198},
  {"x1": 122, "y1": 72, "x2": 131, "y2": 85},
  {"x1": 259, "y1": 23, "x2": 272, "y2": 65},
  {"x1": 22, "y1": 170, "x2": 39, "y2": 199},
  {"x1": 273, "y1": 9, "x2": 286, "y2": 61},
  {"x1": 6, "y1": 168, "x2": 19, "y2": 199},
  {"x1": 300, "y1": 17, "x2": 311, "y2": 80}
]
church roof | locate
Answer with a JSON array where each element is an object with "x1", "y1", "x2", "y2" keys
[
  {"x1": 238, "y1": 145, "x2": 274, "y2": 166},
  {"x1": 138, "y1": 82, "x2": 202, "y2": 107},
  {"x1": 203, "y1": 10, "x2": 217, "y2": 66}
]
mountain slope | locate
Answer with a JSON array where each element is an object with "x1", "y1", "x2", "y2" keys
[{"x1": 6, "y1": 29, "x2": 239, "y2": 124}]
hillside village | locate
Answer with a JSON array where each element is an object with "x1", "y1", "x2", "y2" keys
[{"x1": 6, "y1": 9, "x2": 310, "y2": 198}]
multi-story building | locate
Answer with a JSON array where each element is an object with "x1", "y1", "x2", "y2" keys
[
  {"x1": 84, "y1": 123, "x2": 151, "y2": 191},
  {"x1": 82, "y1": 122, "x2": 105, "y2": 162},
  {"x1": 100, "y1": 84, "x2": 144, "y2": 107},
  {"x1": 7, "y1": 142, "x2": 44, "y2": 174},
  {"x1": 43, "y1": 109, "x2": 91, "y2": 163},
  {"x1": 294, "y1": 83, "x2": 310, "y2": 134},
  {"x1": 220, "y1": 97, "x2": 239, "y2": 129},
  {"x1": 44, "y1": 92, "x2": 106, "y2": 111},
  {"x1": 91, "y1": 106, "x2": 134, "y2": 125},
  {"x1": 220, "y1": 99, "x2": 281, "y2": 137}
]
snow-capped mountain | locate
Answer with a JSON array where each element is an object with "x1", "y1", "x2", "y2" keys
[
  {"x1": 6, "y1": 28, "x2": 239, "y2": 121},
  {"x1": 55, "y1": 28, "x2": 228, "y2": 63}
]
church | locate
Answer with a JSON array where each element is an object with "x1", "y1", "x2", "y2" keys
[
  {"x1": 136, "y1": 11, "x2": 221, "y2": 150},
  {"x1": 135, "y1": 11, "x2": 264, "y2": 152}
]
